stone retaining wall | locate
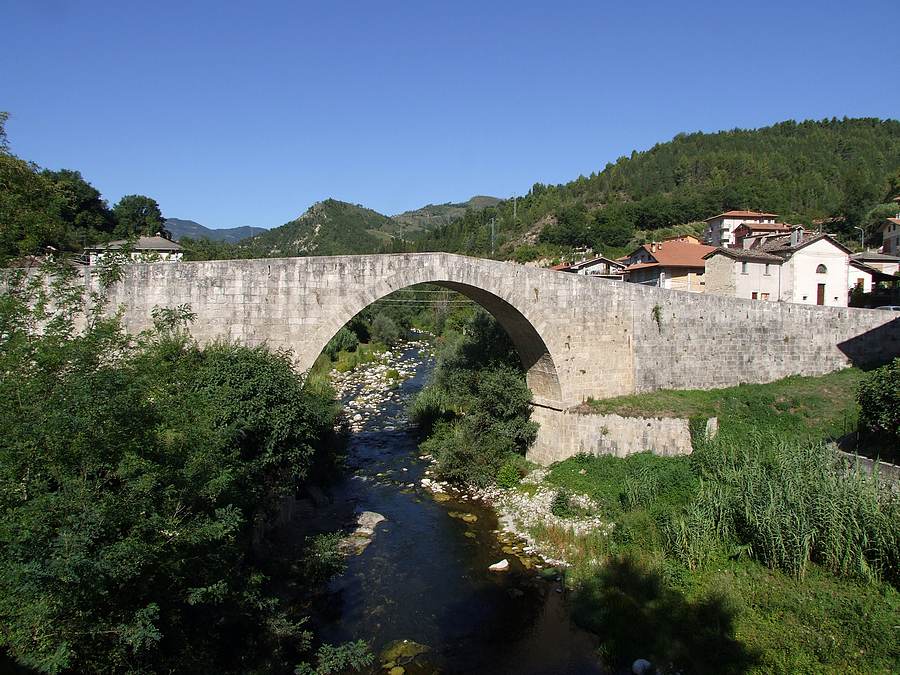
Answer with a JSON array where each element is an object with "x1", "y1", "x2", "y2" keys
[{"x1": 529, "y1": 406, "x2": 714, "y2": 465}]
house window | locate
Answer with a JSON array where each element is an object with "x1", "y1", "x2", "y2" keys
[
  {"x1": 741, "y1": 262, "x2": 748, "y2": 274},
  {"x1": 751, "y1": 292, "x2": 758, "y2": 300},
  {"x1": 816, "y1": 264, "x2": 827, "y2": 274},
  {"x1": 764, "y1": 263, "x2": 770, "y2": 275}
]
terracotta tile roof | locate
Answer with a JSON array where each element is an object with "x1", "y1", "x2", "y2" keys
[
  {"x1": 628, "y1": 240, "x2": 716, "y2": 269},
  {"x1": 704, "y1": 210, "x2": 779, "y2": 222},
  {"x1": 624, "y1": 261, "x2": 660, "y2": 271},
  {"x1": 550, "y1": 262, "x2": 571, "y2": 271}
]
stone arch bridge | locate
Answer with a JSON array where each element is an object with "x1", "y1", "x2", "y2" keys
[{"x1": 91, "y1": 253, "x2": 899, "y2": 462}]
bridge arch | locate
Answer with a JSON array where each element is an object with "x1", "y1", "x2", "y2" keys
[{"x1": 302, "y1": 275, "x2": 564, "y2": 410}]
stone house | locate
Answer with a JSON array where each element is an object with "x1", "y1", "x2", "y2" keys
[{"x1": 703, "y1": 210, "x2": 779, "y2": 247}]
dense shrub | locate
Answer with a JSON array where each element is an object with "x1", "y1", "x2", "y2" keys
[
  {"x1": 369, "y1": 314, "x2": 402, "y2": 346},
  {"x1": 324, "y1": 326, "x2": 359, "y2": 360},
  {"x1": 411, "y1": 310, "x2": 538, "y2": 486},
  {"x1": 0, "y1": 266, "x2": 356, "y2": 673},
  {"x1": 856, "y1": 357, "x2": 900, "y2": 450}
]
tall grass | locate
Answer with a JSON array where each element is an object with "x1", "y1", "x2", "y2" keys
[{"x1": 670, "y1": 436, "x2": 900, "y2": 583}]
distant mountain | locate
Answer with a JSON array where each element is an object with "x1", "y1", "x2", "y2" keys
[
  {"x1": 165, "y1": 218, "x2": 267, "y2": 243},
  {"x1": 241, "y1": 199, "x2": 398, "y2": 257},
  {"x1": 390, "y1": 196, "x2": 501, "y2": 235}
]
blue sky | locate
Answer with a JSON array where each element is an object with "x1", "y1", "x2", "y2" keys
[{"x1": 4, "y1": 1, "x2": 899, "y2": 229}]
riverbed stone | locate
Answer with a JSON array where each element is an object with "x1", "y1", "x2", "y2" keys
[{"x1": 488, "y1": 559, "x2": 510, "y2": 572}]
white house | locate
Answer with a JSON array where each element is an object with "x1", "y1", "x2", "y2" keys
[
  {"x1": 85, "y1": 235, "x2": 184, "y2": 265},
  {"x1": 703, "y1": 210, "x2": 779, "y2": 247},
  {"x1": 704, "y1": 228, "x2": 851, "y2": 306}
]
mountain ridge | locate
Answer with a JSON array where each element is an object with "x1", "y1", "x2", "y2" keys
[{"x1": 165, "y1": 218, "x2": 267, "y2": 243}]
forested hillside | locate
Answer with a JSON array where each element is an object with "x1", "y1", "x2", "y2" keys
[
  {"x1": 390, "y1": 196, "x2": 500, "y2": 236},
  {"x1": 415, "y1": 118, "x2": 900, "y2": 260},
  {"x1": 234, "y1": 199, "x2": 401, "y2": 257}
]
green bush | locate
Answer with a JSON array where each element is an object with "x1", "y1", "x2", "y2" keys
[
  {"x1": 496, "y1": 459, "x2": 522, "y2": 488},
  {"x1": 551, "y1": 489, "x2": 576, "y2": 518},
  {"x1": 369, "y1": 314, "x2": 402, "y2": 346},
  {"x1": 856, "y1": 357, "x2": 900, "y2": 449},
  {"x1": 324, "y1": 326, "x2": 359, "y2": 360},
  {"x1": 412, "y1": 310, "x2": 538, "y2": 486},
  {"x1": 0, "y1": 267, "x2": 351, "y2": 673}
]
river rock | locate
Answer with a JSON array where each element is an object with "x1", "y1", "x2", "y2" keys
[
  {"x1": 632, "y1": 658, "x2": 653, "y2": 674},
  {"x1": 448, "y1": 511, "x2": 477, "y2": 523},
  {"x1": 357, "y1": 511, "x2": 385, "y2": 530},
  {"x1": 379, "y1": 640, "x2": 430, "y2": 667},
  {"x1": 488, "y1": 559, "x2": 510, "y2": 572}
]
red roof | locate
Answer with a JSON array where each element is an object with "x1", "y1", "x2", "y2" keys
[
  {"x1": 626, "y1": 239, "x2": 716, "y2": 270},
  {"x1": 704, "y1": 210, "x2": 779, "y2": 222},
  {"x1": 550, "y1": 262, "x2": 571, "y2": 271}
]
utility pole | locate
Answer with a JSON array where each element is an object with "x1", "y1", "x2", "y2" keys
[
  {"x1": 512, "y1": 195, "x2": 517, "y2": 223},
  {"x1": 854, "y1": 226, "x2": 864, "y2": 250},
  {"x1": 489, "y1": 217, "x2": 496, "y2": 256}
]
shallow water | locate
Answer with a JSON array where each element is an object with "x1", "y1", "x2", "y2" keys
[{"x1": 300, "y1": 346, "x2": 604, "y2": 674}]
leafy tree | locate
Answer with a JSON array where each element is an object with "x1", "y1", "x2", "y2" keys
[
  {"x1": 324, "y1": 326, "x2": 359, "y2": 359},
  {"x1": 42, "y1": 169, "x2": 115, "y2": 236},
  {"x1": 369, "y1": 314, "x2": 402, "y2": 346},
  {"x1": 412, "y1": 311, "x2": 537, "y2": 485},
  {"x1": 0, "y1": 263, "x2": 365, "y2": 673},
  {"x1": 0, "y1": 153, "x2": 67, "y2": 261},
  {"x1": 112, "y1": 194, "x2": 165, "y2": 237}
]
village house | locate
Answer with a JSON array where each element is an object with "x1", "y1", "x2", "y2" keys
[
  {"x1": 85, "y1": 234, "x2": 184, "y2": 265},
  {"x1": 621, "y1": 236, "x2": 715, "y2": 292},
  {"x1": 850, "y1": 250, "x2": 900, "y2": 277},
  {"x1": 703, "y1": 210, "x2": 779, "y2": 247},
  {"x1": 554, "y1": 255, "x2": 626, "y2": 280},
  {"x1": 880, "y1": 197, "x2": 900, "y2": 255},
  {"x1": 704, "y1": 226, "x2": 851, "y2": 306}
]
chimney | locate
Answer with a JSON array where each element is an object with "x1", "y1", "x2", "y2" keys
[{"x1": 790, "y1": 226, "x2": 803, "y2": 247}]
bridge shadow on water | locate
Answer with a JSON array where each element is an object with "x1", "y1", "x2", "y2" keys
[{"x1": 571, "y1": 556, "x2": 759, "y2": 674}]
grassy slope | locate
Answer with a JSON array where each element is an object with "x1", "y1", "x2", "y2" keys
[
  {"x1": 585, "y1": 368, "x2": 863, "y2": 444},
  {"x1": 532, "y1": 368, "x2": 899, "y2": 674}
]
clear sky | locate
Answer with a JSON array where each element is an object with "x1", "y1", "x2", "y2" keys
[{"x1": 4, "y1": 0, "x2": 899, "y2": 229}]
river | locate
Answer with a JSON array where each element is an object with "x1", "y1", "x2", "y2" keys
[{"x1": 290, "y1": 341, "x2": 603, "y2": 674}]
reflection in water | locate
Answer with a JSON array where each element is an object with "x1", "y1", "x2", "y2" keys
[{"x1": 292, "y1": 345, "x2": 603, "y2": 674}]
